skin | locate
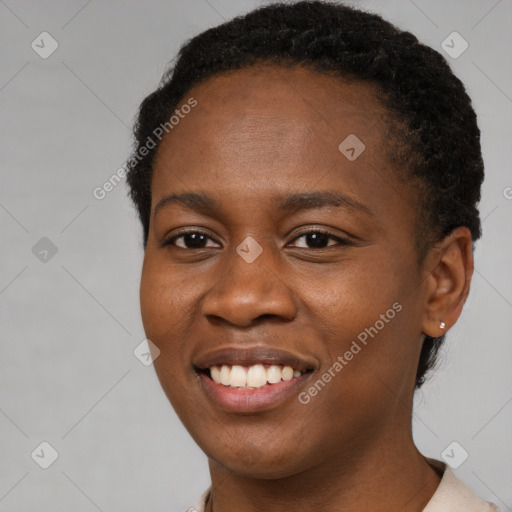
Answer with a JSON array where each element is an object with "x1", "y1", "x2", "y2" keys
[{"x1": 139, "y1": 64, "x2": 474, "y2": 512}]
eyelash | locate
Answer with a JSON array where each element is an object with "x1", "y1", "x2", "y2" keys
[{"x1": 162, "y1": 228, "x2": 353, "y2": 250}]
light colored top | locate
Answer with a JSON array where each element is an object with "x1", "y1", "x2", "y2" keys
[{"x1": 186, "y1": 459, "x2": 500, "y2": 512}]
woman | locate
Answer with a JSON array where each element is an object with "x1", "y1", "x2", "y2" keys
[{"x1": 126, "y1": 1, "x2": 499, "y2": 510}]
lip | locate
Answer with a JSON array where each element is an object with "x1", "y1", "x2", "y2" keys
[
  {"x1": 193, "y1": 345, "x2": 318, "y2": 413},
  {"x1": 193, "y1": 346, "x2": 317, "y2": 372},
  {"x1": 197, "y1": 370, "x2": 313, "y2": 413}
]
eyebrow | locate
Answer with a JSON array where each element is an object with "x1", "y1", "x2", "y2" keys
[{"x1": 154, "y1": 190, "x2": 373, "y2": 218}]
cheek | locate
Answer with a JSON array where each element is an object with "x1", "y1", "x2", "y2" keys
[
  {"x1": 305, "y1": 255, "x2": 420, "y2": 391},
  {"x1": 304, "y1": 257, "x2": 399, "y2": 328},
  {"x1": 139, "y1": 256, "x2": 202, "y2": 414},
  {"x1": 139, "y1": 256, "x2": 190, "y2": 355},
  {"x1": 140, "y1": 261, "x2": 166, "y2": 339}
]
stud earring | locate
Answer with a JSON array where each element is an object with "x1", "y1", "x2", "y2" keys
[{"x1": 440, "y1": 321, "x2": 446, "y2": 329}]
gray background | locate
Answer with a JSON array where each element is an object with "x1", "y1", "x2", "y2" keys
[{"x1": 1, "y1": 0, "x2": 511, "y2": 510}]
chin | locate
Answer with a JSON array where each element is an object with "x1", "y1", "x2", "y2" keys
[
  {"x1": 198, "y1": 431, "x2": 319, "y2": 480},
  {"x1": 209, "y1": 450, "x2": 310, "y2": 480}
]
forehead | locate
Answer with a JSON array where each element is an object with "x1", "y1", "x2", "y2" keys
[
  {"x1": 152, "y1": 64, "x2": 393, "y2": 200},
  {"x1": 190, "y1": 63, "x2": 383, "y2": 115}
]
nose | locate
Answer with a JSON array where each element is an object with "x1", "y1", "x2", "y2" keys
[{"x1": 200, "y1": 244, "x2": 297, "y2": 327}]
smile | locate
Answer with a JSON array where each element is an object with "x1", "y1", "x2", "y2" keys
[
  {"x1": 193, "y1": 346, "x2": 317, "y2": 413},
  {"x1": 209, "y1": 363, "x2": 307, "y2": 389}
]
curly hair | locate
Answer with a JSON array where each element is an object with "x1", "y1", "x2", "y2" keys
[{"x1": 126, "y1": 0, "x2": 484, "y2": 389}]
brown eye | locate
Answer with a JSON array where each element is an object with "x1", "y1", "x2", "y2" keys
[
  {"x1": 164, "y1": 231, "x2": 221, "y2": 249},
  {"x1": 289, "y1": 230, "x2": 352, "y2": 249}
]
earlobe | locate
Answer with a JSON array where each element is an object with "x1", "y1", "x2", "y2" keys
[{"x1": 421, "y1": 227, "x2": 474, "y2": 338}]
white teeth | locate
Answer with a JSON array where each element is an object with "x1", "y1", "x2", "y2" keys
[
  {"x1": 267, "y1": 364, "x2": 282, "y2": 384},
  {"x1": 210, "y1": 365, "x2": 221, "y2": 383},
  {"x1": 247, "y1": 364, "x2": 267, "y2": 388},
  {"x1": 220, "y1": 365, "x2": 231, "y2": 386},
  {"x1": 282, "y1": 366, "x2": 294, "y2": 381},
  {"x1": 209, "y1": 363, "x2": 305, "y2": 388},
  {"x1": 229, "y1": 365, "x2": 247, "y2": 387}
]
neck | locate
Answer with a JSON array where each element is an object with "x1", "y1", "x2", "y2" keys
[{"x1": 205, "y1": 428, "x2": 441, "y2": 512}]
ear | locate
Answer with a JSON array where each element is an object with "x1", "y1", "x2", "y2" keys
[{"x1": 421, "y1": 226, "x2": 474, "y2": 338}]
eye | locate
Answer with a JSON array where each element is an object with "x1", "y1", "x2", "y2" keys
[
  {"x1": 162, "y1": 228, "x2": 352, "y2": 250},
  {"x1": 163, "y1": 230, "x2": 221, "y2": 249},
  {"x1": 288, "y1": 229, "x2": 352, "y2": 249}
]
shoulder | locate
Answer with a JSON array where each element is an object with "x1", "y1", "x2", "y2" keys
[{"x1": 423, "y1": 458, "x2": 500, "y2": 512}]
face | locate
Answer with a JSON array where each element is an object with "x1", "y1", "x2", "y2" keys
[{"x1": 140, "y1": 64, "x2": 429, "y2": 478}]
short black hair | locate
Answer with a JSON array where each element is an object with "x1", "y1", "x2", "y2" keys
[{"x1": 126, "y1": 0, "x2": 484, "y2": 389}]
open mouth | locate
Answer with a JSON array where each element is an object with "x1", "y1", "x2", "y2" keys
[
  {"x1": 197, "y1": 363, "x2": 314, "y2": 390},
  {"x1": 192, "y1": 346, "x2": 318, "y2": 412}
]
